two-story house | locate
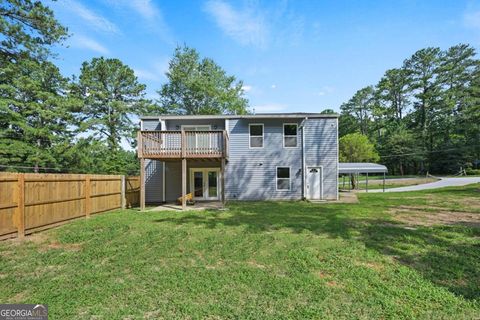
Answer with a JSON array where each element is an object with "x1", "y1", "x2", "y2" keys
[{"x1": 137, "y1": 113, "x2": 338, "y2": 209}]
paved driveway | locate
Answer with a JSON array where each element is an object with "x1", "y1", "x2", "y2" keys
[{"x1": 368, "y1": 177, "x2": 480, "y2": 193}]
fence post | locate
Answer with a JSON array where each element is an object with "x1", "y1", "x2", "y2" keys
[
  {"x1": 85, "y1": 175, "x2": 91, "y2": 218},
  {"x1": 16, "y1": 173, "x2": 25, "y2": 238},
  {"x1": 121, "y1": 175, "x2": 126, "y2": 209}
]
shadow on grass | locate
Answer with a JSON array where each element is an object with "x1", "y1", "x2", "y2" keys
[{"x1": 154, "y1": 191, "x2": 480, "y2": 301}]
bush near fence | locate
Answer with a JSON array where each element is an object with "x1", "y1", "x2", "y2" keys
[{"x1": 0, "y1": 172, "x2": 140, "y2": 240}]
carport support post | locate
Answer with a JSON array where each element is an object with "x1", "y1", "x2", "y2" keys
[
  {"x1": 182, "y1": 158, "x2": 187, "y2": 210},
  {"x1": 383, "y1": 172, "x2": 386, "y2": 192},
  {"x1": 366, "y1": 172, "x2": 368, "y2": 192}
]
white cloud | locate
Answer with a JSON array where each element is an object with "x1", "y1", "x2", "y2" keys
[
  {"x1": 134, "y1": 69, "x2": 161, "y2": 81},
  {"x1": 204, "y1": 0, "x2": 268, "y2": 47},
  {"x1": 317, "y1": 86, "x2": 335, "y2": 96},
  {"x1": 270, "y1": 84, "x2": 276, "y2": 89},
  {"x1": 133, "y1": 57, "x2": 170, "y2": 82},
  {"x1": 252, "y1": 104, "x2": 287, "y2": 113},
  {"x1": 105, "y1": 0, "x2": 173, "y2": 43},
  {"x1": 464, "y1": 10, "x2": 480, "y2": 29},
  {"x1": 242, "y1": 85, "x2": 253, "y2": 92},
  {"x1": 204, "y1": 1, "x2": 305, "y2": 49},
  {"x1": 128, "y1": 0, "x2": 159, "y2": 20},
  {"x1": 63, "y1": 0, "x2": 119, "y2": 34},
  {"x1": 72, "y1": 35, "x2": 109, "y2": 54}
]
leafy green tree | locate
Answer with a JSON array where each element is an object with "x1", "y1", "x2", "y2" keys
[
  {"x1": 339, "y1": 133, "x2": 379, "y2": 188},
  {"x1": 60, "y1": 138, "x2": 139, "y2": 175},
  {"x1": 340, "y1": 133, "x2": 380, "y2": 163},
  {"x1": 0, "y1": 58, "x2": 78, "y2": 172},
  {"x1": 158, "y1": 46, "x2": 249, "y2": 115},
  {"x1": 340, "y1": 86, "x2": 375, "y2": 136},
  {"x1": 320, "y1": 108, "x2": 336, "y2": 114},
  {"x1": 379, "y1": 125, "x2": 421, "y2": 175},
  {"x1": 0, "y1": 0, "x2": 68, "y2": 62},
  {"x1": 376, "y1": 68, "x2": 410, "y2": 122},
  {"x1": 403, "y1": 47, "x2": 441, "y2": 170},
  {"x1": 77, "y1": 57, "x2": 147, "y2": 149}
]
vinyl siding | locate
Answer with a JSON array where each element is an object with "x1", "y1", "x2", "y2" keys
[
  {"x1": 226, "y1": 119, "x2": 303, "y2": 200},
  {"x1": 142, "y1": 119, "x2": 161, "y2": 130},
  {"x1": 141, "y1": 117, "x2": 338, "y2": 202},
  {"x1": 142, "y1": 119, "x2": 164, "y2": 203},
  {"x1": 166, "y1": 119, "x2": 225, "y2": 130},
  {"x1": 304, "y1": 118, "x2": 338, "y2": 200}
]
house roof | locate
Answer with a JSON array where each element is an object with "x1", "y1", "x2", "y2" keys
[
  {"x1": 140, "y1": 112, "x2": 339, "y2": 120},
  {"x1": 339, "y1": 163, "x2": 388, "y2": 174}
]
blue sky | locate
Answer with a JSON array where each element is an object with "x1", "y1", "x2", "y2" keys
[{"x1": 49, "y1": 0, "x2": 480, "y2": 113}]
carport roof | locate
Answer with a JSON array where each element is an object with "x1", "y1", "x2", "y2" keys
[{"x1": 339, "y1": 163, "x2": 388, "y2": 174}]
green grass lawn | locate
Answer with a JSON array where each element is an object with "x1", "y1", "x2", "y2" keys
[{"x1": 1, "y1": 185, "x2": 479, "y2": 319}]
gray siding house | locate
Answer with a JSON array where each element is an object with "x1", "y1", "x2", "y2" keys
[{"x1": 137, "y1": 113, "x2": 338, "y2": 209}]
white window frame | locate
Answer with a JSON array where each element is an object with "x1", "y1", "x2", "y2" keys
[
  {"x1": 283, "y1": 123, "x2": 298, "y2": 148},
  {"x1": 249, "y1": 123, "x2": 264, "y2": 149},
  {"x1": 276, "y1": 166, "x2": 291, "y2": 191}
]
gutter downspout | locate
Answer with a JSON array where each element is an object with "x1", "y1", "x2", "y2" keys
[{"x1": 300, "y1": 117, "x2": 308, "y2": 199}]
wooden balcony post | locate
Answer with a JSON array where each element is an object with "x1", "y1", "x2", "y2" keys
[
  {"x1": 140, "y1": 157, "x2": 145, "y2": 211},
  {"x1": 221, "y1": 158, "x2": 225, "y2": 207},
  {"x1": 181, "y1": 129, "x2": 186, "y2": 158},
  {"x1": 137, "y1": 131, "x2": 143, "y2": 158},
  {"x1": 182, "y1": 158, "x2": 187, "y2": 210}
]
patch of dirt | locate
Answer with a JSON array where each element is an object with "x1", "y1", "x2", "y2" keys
[
  {"x1": 389, "y1": 206, "x2": 480, "y2": 227},
  {"x1": 45, "y1": 242, "x2": 82, "y2": 251},
  {"x1": 354, "y1": 261, "x2": 384, "y2": 271},
  {"x1": 326, "y1": 280, "x2": 343, "y2": 288},
  {"x1": 11, "y1": 291, "x2": 28, "y2": 303},
  {"x1": 247, "y1": 260, "x2": 266, "y2": 269},
  {"x1": 338, "y1": 193, "x2": 359, "y2": 203},
  {"x1": 458, "y1": 197, "x2": 480, "y2": 210}
]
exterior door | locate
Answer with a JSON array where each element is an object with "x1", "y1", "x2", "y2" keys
[
  {"x1": 192, "y1": 170, "x2": 204, "y2": 199},
  {"x1": 190, "y1": 168, "x2": 220, "y2": 200},
  {"x1": 307, "y1": 167, "x2": 322, "y2": 200},
  {"x1": 182, "y1": 126, "x2": 211, "y2": 152}
]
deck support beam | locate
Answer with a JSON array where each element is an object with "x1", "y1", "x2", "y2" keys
[
  {"x1": 140, "y1": 157, "x2": 145, "y2": 211},
  {"x1": 221, "y1": 158, "x2": 225, "y2": 207},
  {"x1": 182, "y1": 158, "x2": 187, "y2": 210}
]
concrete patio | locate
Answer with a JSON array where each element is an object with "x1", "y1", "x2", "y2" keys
[{"x1": 149, "y1": 201, "x2": 224, "y2": 211}]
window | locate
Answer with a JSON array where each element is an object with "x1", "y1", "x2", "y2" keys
[
  {"x1": 283, "y1": 123, "x2": 298, "y2": 148},
  {"x1": 276, "y1": 167, "x2": 290, "y2": 190},
  {"x1": 249, "y1": 124, "x2": 264, "y2": 148}
]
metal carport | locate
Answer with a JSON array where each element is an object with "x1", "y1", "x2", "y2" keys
[{"x1": 339, "y1": 163, "x2": 388, "y2": 192}]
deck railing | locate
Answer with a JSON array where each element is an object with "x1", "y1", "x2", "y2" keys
[{"x1": 138, "y1": 130, "x2": 228, "y2": 159}]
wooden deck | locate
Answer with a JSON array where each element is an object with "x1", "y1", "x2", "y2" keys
[
  {"x1": 138, "y1": 130, "x2": 228, "y2": 160},
  {"x1": 137, "y1": 130, "x2": 227, "y2": 211}
]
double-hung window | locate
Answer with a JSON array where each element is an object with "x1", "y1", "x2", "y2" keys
[
  {"x1": 283, "y1": 123, "x2": 298, "y2": 148},
  {"x1": 249, "y1": 124, "x2": 264, "y2": 148},
  {"x1": 276, "y1": 167, "x2": 291, "y2": 190}
]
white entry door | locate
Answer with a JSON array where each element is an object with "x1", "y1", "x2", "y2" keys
[
  {"x1": 190, "y1": 168, "x2": 220, "y2": 200},
  {"x1": 306, "y1": 167, "x2": 323, "y2": 200}
]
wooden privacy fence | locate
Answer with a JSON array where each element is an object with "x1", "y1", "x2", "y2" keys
[{"x1": 0, "y1": 173, "x2": 140, "y2": 240}]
